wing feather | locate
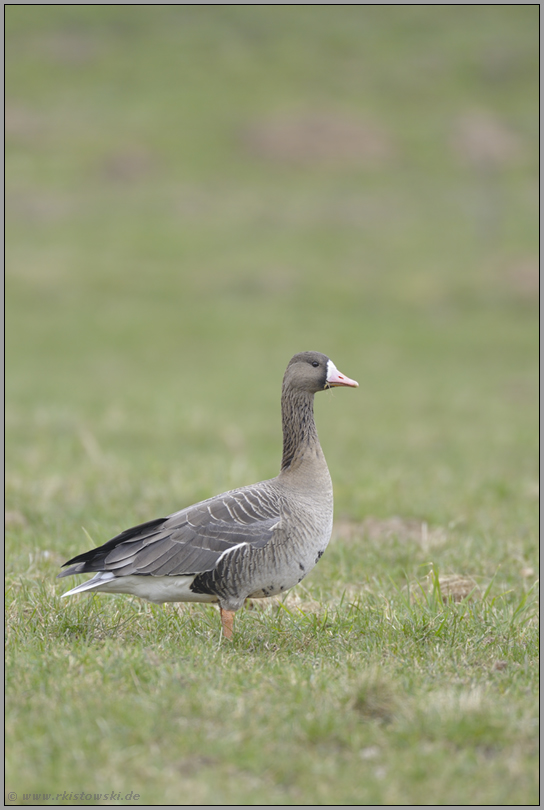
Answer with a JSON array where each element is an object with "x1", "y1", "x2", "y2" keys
[{"x1": 58, "y1": 484, "x2": 283, "y2": 580}]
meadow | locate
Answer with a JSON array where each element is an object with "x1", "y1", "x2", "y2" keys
[{"x1": 5, "y1": 6, "x2": 539, "y2": 805}]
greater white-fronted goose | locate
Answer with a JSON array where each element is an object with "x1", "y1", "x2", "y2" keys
[{"x1": 58, "y1": 351, "x2": 358, "y2": 639}]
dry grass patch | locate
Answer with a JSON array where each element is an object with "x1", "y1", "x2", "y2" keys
[
  {"x1": 410, "y1": 572, "x2": 483, "y2": 604},
  {"x1": 348, "y1": 668, "x2": 399, "y2": 723}
]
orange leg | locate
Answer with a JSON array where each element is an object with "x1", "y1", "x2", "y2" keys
[{"x1": 220, "y1": 607, "x2": 235, "y2": 640}]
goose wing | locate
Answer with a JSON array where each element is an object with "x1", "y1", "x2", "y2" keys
[{"x1": 58, "y1": 484, "x2": 282, "y2": 579}]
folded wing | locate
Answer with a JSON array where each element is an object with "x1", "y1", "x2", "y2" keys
[{"x1": 58, "y1": 485, "x2": 282, "y2": 580}]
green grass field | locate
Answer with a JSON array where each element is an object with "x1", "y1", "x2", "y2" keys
[{"x1": 5, "y1": 6, "x2": 539, "y2": 806}]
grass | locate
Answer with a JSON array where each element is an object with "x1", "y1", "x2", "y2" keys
[
  {"x1": 5, "y1": 5, "x2": 539, "y2": 806},
  {"x1": 5, "y1": 575, "x2": 539, "y2": 805}
]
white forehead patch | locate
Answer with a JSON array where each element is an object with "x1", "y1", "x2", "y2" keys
[{"x1": 326, "y1": 359, "x2": 338, "y2": 382}]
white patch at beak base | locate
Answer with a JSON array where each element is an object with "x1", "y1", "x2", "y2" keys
[{"x1": 326, "y1": 359, "x2": 359, "y2": 388}]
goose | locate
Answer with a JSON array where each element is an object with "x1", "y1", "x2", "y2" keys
[{"x1": 58, "y1": 351, "x2": 358, "y2": 639}]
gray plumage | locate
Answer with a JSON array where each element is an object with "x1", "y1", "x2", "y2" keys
[{"x1": 58, "y1": 351, "x2": 358, "y2": 632}]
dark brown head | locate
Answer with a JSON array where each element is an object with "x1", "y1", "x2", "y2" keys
[{"x1": 283, "y1": 352, "x2": 359, "y2": 395}]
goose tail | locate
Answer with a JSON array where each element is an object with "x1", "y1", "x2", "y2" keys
[{"x1": 60, "y1": 572, "x2": 115, "y2": 598}]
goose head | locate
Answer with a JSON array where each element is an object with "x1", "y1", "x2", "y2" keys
[{"x1": 283, "y1": 352, "x2": 359, "y2": 395}]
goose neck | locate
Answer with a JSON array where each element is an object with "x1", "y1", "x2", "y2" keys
[{"x1": 280, "y1": 388, "x2": 320, "y2": 472}]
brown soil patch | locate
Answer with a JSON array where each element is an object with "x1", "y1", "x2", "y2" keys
[
  {"x1": 243, "y1": 111, "x2": 396, "y2": 167},
  {"x1": 5, "y1": 510, "x2": 27, "y2": 528},
  {"x1": 450, "y1": 110, "x2": 522, "y2": 167},
  {"x1": 100, "y1": 146, "x2": 158, "y2": 183},
  {"x1": 7, "y1": 190, "x2": 75, "y2": 224},
  {"x1": 5, "y1": 103, "x2": 44, "y2": 143},
  {"x1": 504, "y1": 257, "x2": 539, "y2": 299},
  {"x1": 332, "y1": 517, "x2": 447, "y2": 549},
  {"x1": 40, "y1": 29, "x2": 97, "y2": 65}
]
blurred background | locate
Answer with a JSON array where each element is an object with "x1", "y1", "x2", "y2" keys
[
  {"x1": 5, "y1": 5, "x2": 538, "y2": 539},
  {"x1": 5, "y1": 8, "x2": 539, "y2": 802}
]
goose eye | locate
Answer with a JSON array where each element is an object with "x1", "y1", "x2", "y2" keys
[{"x1": 311, "y1": 361, "x2": 319, "y2": 367}]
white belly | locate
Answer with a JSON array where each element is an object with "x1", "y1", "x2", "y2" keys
[{"x1": 61, "y1": 572, "x2": 218, "y2": 604}]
